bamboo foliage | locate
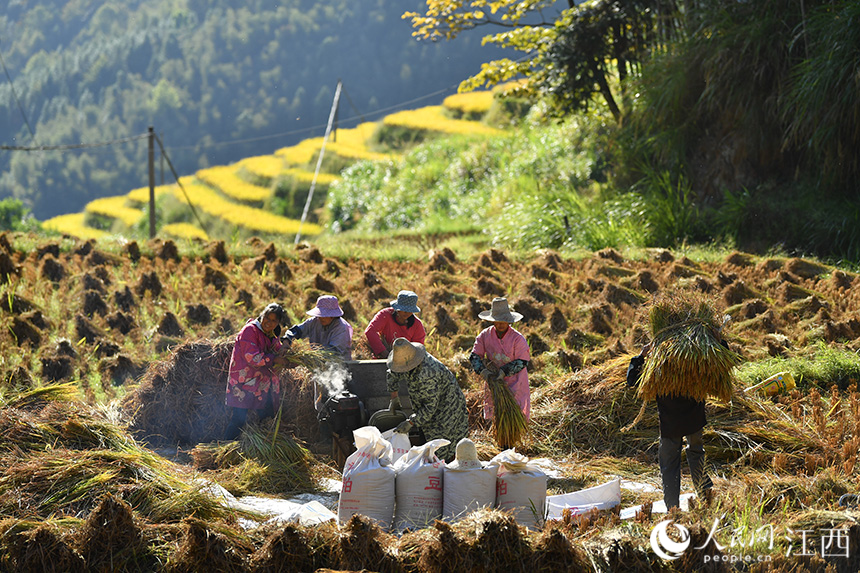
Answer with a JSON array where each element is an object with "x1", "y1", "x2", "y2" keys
[{"x1": 637, "y1": 291, "x2": 741, "y2": 402}]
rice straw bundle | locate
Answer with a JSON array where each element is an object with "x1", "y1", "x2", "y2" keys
[
  {"x1": 483, "y1": 360, "x2": 528, "y2": 448},
  {"x1": 278, "y1": 342, "x2": 342, "y2": 372},
  {"x1": 638, "y1": 291, "x2": 741, "y2": 402}
]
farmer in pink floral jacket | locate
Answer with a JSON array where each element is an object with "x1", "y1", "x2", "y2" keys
[{"x1": 224, "y1": 303, "x2": 288, "y2": 439}]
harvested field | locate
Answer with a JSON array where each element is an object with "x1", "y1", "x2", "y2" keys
[{"x1": 1, "y1": 232, "x2": 860, "y2": 570}]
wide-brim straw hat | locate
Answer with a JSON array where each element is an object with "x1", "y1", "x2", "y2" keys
[
  {"x1": 306, "y1": 295, "x2": 344, "y2": 318},
  {"x1": 390, "y1": 290, "x2": 421, "y2": 313},
  {"x1": 387, "y1": 337, "x2": 426, "y2": 373},
  {"x1": 478, "y1": 297, "x2": 522, "y2": 323}
]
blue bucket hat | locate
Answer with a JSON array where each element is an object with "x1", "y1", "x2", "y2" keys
[{"x1": 390, "y1": 290, "x2": 420, "y2": 313}]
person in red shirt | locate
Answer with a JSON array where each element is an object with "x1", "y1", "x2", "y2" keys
[{"x1": 364, "y1": 290, "x2": 426, "y2": 359}]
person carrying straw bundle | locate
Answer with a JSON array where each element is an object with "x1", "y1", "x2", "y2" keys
[
  {"x1": 469, "y1": 297, "x2": 531, "y2": 449},
  {"x1": 626, "y1": 290, "x2": 741, "y2": 509}
]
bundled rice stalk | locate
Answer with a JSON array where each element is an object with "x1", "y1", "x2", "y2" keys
[
  {"x1": 216, "y1": 418, "x2": 316, "y2": 494},
  {"x1": 189, "y1": 441, "x2": 243, "y2": 470},
  {"x1": 638, "y1": 291, "x2": 741, "y2": 403},
  {"x1": 277, "y1": 342, "x2": 342, "y2": 372},
  {"x1": 3, "y1": 383, "x2": 80, "y2": 410},
  {"x1": 483, "y1": 360, "x2": 528, "y2": 448}
]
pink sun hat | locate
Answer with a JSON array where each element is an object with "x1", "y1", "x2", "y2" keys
[{"x1": 306, "y1": 295, "x2": 344, "y2": 318}]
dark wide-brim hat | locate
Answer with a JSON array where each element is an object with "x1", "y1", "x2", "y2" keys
[
  {"x1": 387, "y1": 337, "x2": 426, "y2": 372},
  {"x1": 478, "y1": 297, "x2": 523, "y2": 323}
]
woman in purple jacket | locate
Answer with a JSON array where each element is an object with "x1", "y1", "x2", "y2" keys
[{"x1": 224, "y1": 303, "x2": 288, "y2": 439}]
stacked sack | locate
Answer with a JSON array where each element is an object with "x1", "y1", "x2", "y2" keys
[
  {"x1": 383, "y1": 428, "x2": 412, "y2": 465},
  {"x1": 337, "y1": 426, "x2": 396, "y2": 529},
  {"x1": 392, "y1": 439, "x2": 449, "y2": 532},
  {"x1": 442, "y1": 438, "x2": 499, "y2": 521},
  {"x1": 337, "y1": 432, "x2": 548, "y2": 532},
  {"x1": 491, "y1": 449, "x2": 547, "y2": 530}
]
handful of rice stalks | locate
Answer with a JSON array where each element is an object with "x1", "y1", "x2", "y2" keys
[
  {"x1": 483, "y1": 360, "x2": 528, "y2": 448},
  {"x1": 278, "y1": 343, "x2": 341, "y2": 373},
  {"x1": 638, "y1": 291, "x2": 741, "y2": 403}
]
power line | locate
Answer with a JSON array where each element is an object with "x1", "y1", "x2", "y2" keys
[
  {"x1": 0, "y1": 133, "x2": 149, "y2": 151},
  {"x1": 0, "y1": 39, "x2": 37, "y2": 144},
  {"x1": 153, "y1": 133, "x2": 208, "y2": 236},
  {"x1": 160, "y1": 81, "x2": 462, "y2": 153}
]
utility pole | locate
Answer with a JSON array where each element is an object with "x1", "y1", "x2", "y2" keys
[
  {"x1": 295, "y1": 80, "x2": 342, "y2": 245},
  {"x1": 148, "y1": 126, "x2": 155, "y2": 239}
]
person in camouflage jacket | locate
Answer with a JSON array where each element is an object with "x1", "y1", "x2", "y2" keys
[{"x1": 386, "y1": 338, "x2": 468, "y2": 462}]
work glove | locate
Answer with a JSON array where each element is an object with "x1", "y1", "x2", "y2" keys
[
  {"x1": 394, "y1": 418, "x2": 413, "y2": 434},
  {"x1": 388, "y1": 397, "x2": 401, "y2": 413},
  {"x1": 480, "y1": 369, "x2": 493, "y2": 381}
]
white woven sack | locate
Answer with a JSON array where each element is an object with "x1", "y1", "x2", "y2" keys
[
  {"x1": 381, "y1": 428, "x2": 412, "y2": 465},
  {"x1": 337, "y1": 426, "x2": 396, "y2": 530},
  {"x1": 442, "y1": 464, "x2": 498, "y2": 521},
  {"x1": 492, "y1": 449, "x2": 547, "y2": 530},
  {"x1": 392, "y1": 439, "x2": 449, "y2": 532}
]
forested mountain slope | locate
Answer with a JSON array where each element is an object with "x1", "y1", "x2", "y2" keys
[{"x1": 0, "y1": 0, "x2": 506, "y2": 219}]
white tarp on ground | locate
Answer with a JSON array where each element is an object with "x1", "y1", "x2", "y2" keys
[
  {"x1": 546, "y1": 478, "x2": 622, "y2": 520},
  {"x1": 619, "y1": 492, "x2": 697, "y2": 520},
  {"x1": 197, "y1": 479, "x2": 338, "y2": 528}
]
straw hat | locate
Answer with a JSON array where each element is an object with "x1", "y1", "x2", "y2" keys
[
  {"x1": 387, "y1": 337, "x2": 426, "y2": 372},
  {"x1": 306, "y1": 295, "x2": 344, "y2": 318},
  {"x1": 390, "y1": 290, "x2": 421, "y2": 313},
  {"x1": 478, "y1": 297, "x2": 522, "y2": 323}
]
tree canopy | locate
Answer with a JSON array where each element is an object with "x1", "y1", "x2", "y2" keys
[{"x1": 404, "y1": 0, "x2": 685, "y2": 122}]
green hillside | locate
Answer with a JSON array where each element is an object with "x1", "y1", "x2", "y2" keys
[
  {"x1": 42, "y1": 89, "x2": 503, "y2": 242},
  {"x1": 0, "y1": 0, "x2": 507, "y2": 220}
]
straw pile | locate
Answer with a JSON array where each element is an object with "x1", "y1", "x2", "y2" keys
[
  {"x1": 0, "y1": 388, "x2": 240, "y2": 524},
  {"x1": 638, "y1": 291, "x2": 741, "y2": 402},
  {"x1": 482, "y1": 359, "x2": 528, "y2": 448},
  {"x1": 122, "y1": 338, "x2": 234, "y2": 445}
]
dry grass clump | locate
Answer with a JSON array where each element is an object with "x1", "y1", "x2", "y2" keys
[
  {"x1": 407, "y1": 509, "x2": 593, "y2": 573},
  {"x1": 74, "y1": 494, "x2": 155, "y2": 573},
  {"x1": 248, "y1": 523, "x2": 318, "y2": 572},
  {"x1": 334, "y1": 514, "x2": 401, "y2": 573},
  {"x1": 0, "y1": 520, "x2": 86, "y2": 573},
  {"x1": 167, "y1": 517, "x2": 253, "y2": 573},
  {"x1": 639, "y1": 290, "x2": 741, "y2": 402},
  {"x1": 198, "y1": 417, "x2": 320, "y2": 495}
]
